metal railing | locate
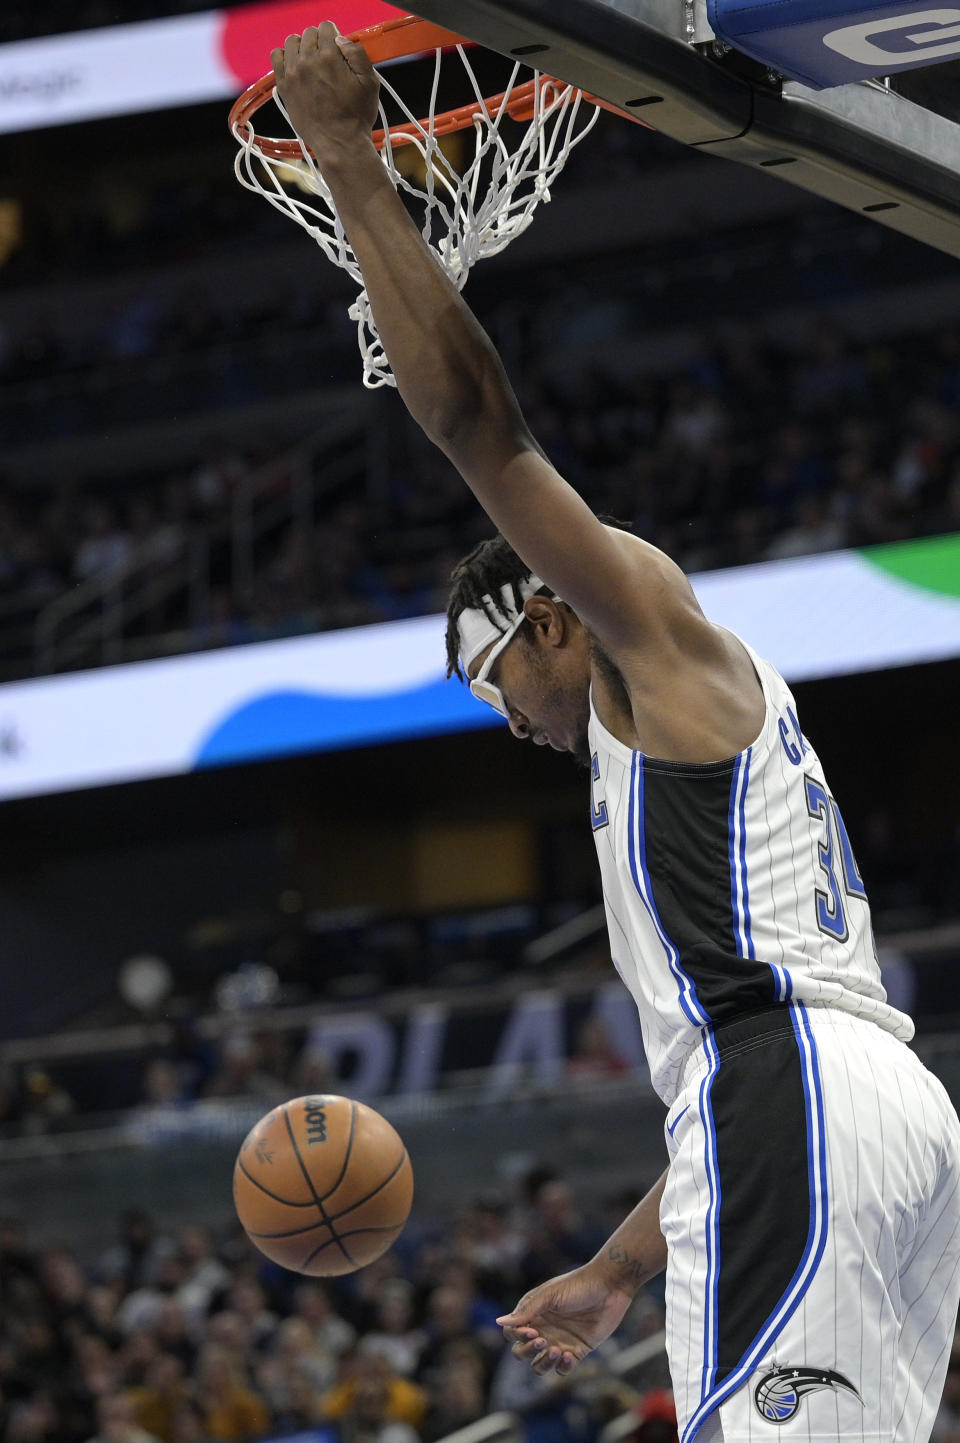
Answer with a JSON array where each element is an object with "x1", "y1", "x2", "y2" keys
[
  {"x1": 437, "y1": 1415, "x2": 523, "y2": 1443},
  {"x1": 34, "y1": 531, "x2": 212, "y2": 675},
  {"x1": 1, "y1": 915, "x2": 959, "y2": 1074},
  {"x1": 431, "y1": 1333, "x2": 671, "y2": 1443},
  {"x1": 32, "y1": 406, "x2": 371, "y2": 676}
]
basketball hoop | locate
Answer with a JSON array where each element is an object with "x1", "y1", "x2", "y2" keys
[{"x1": 229, "y1": 15, "x2": 619, "y2": 387}]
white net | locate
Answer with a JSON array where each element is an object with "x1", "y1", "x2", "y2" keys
[{"x1": 232, "y1": 45, "x2": 600, "y2": 388}]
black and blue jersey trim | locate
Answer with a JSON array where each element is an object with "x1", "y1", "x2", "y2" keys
[
  {"x1": 625, "y1": 749, "x2": 780, "y2": 1024},
  {"x1": 682, "y1": 1002, "x2": 829, "y2": 1443},
  {"x1": 628, "y1": 751, "x2": 710, "y2": 1026}
]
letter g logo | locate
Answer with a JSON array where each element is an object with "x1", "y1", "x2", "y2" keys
[{"x1": 823, "y1": 8, "x2": 960, "y2": 65}]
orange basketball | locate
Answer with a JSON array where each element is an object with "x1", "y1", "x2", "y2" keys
[{"x1": 233, "y1": 1095, "x2": 413, "y2": 1276}]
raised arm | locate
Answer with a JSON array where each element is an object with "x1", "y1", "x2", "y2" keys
[{"x1": 271, "y1": 26, "x2": 706, "y2": 655}]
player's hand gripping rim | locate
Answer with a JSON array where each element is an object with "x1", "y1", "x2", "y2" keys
[{"x1": 270, "y1": 23, "x2": 380, "y2": 159}]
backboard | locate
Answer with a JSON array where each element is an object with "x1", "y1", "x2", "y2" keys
[{"x1": 406, "y1": 0, "x2": 960, "y2": 259}]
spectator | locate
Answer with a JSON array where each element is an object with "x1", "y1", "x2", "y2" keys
[
  {"x1": 292, "y1": 1285, "x2": 355, "y2": 1363},
  {"x1": 73, "y1": 503, "x2": 131, "y2": 584},
  {"x1": 258, "y1": 1317, "x2": 336, "y2": 1416},
  {"x1": 176, "y1": 1231, "x2": 230, "y2": 1329},
  {"x1": 202, "y1": 1314, "x2": 254, "y2": 1379},
  {"x1": 84, "y1": 1395, "x2": 161, "y2": 1443},
  {"x1": 18, "y1": 1070, "x2": 75, "y2": 1137},
  {"x1": 190, "y1": 446, "x2": 247, "y2": 518},
  {"x1": 0, "y1": 1218, "x2": 36, "y2": 1294},
  {"x1": 661, "y1": 378, "x2": 726, "y2": 460},
  {"x1": 99, "y1": 1212, "x2": 172, "y2": 1295},
  {"x1": 415, "y1": 1285, "x2": 498, "y2": 1394},
  {"x1": 69, "y1": 1332, "x2": 120, "y2": 1408},
  {"x1": 1, "y1": 300, "x2": 959, "y2": 684},
  {"x1": 333, "y1": 1365, "x2": 420, "y2": 1443},
  {"x1": 421, "y1": 1355, "x2": 487, "y2": 1443},
  {"x1": 518, "y1": 1179, "x2": 603, "y2": 1290},
  {"x1": 566, "y1": 1016, "x2": 632, "y2": 1082},
  {"x1": 137, "y1": 1062, "x2": 187, "y2": 1113},
  {"x1": 117, "y1": 1332, "x2": 162, "y2": 1392},
  {"x1": 623, "y1": 1389, "x2": 679, "y2": 1443},
  {"x1": 195, "y1": 1345, "x2": 271, "y2": 1443},
  {"x1": 7, "y1": 1392, "x2": 63, "y2": 1443},
  {"x1": 320, "y1": 1354, "x2": 427, "y2": 1433},
  {"x1": 203, "y1": 1037, "x2": 286, "y2": 1107},
  {"x1": 82, "y1": 1289, "x2": 123, "y2": 1350},
  {"x1": 127, "y1": 1355, "x2": 192, "y2": 1443},
  {"x1": 194, "y1": 591, "x2": 252, "y2": 652},
  {"x1": 266, "y1": 1367, "x2": 327, "y2": 1436},
  {"x1": 356, "y1": 1283, "x2": 423, "y2": 1379},
  {"x1": 167, "y1": 1401, "x2": 209, "y2": 1443},
  {"x1": 40, "y1": 1251, "x2": 88, "y2": 1325},
  {"x1": 223, "y1": 1282, "x2": 277, "y2": 1355},
  {"x1": 115, "y1": 1259, "x2": 187, "y2": 1339},
  {"x1": 762, "y1": 493, "x2": 847, "y2": 560},
  {"x1": 153, "y1": 1303, "x2": 196, "y2": 1375},
  {"x1": 126, "y1": 498, "x2": 183, "y2": 575}
]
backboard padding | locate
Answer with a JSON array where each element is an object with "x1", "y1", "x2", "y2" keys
[{"x1": 409, "y1": 0, "x2": 960, "y2": 258}]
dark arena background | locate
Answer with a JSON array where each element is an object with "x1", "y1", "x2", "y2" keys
[{"x1": 1, "y1": 3, "x2": 960, "y2": 1443}]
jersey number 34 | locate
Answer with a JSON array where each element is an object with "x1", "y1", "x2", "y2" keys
[{"x1": 804, "y1": 776, "x2": 868, "y2": 942}]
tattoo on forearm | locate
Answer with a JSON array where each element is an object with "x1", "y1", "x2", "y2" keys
[{"x1": 607, "y1": 1243, "x2": 647, "y2": 1287}]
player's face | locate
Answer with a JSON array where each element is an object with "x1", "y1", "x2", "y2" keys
[{"x1": 467, "y1": 619, "x2": 592, "y2": 766}]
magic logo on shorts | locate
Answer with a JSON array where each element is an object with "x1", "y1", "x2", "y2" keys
[{"x1": 754, "y1": 1365, "x2": 861, "y2": 1424}]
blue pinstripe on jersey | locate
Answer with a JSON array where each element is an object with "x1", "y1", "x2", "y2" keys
[
  {"x1": 728, "y1": 750, "x2": 751, "y2": 961},
  {"x1": 728, "y1": 746, "x2": 793, "y2": 1003},
  {"x1": 698, "y1": 1029, "x2": 723, "y2": 1403}
]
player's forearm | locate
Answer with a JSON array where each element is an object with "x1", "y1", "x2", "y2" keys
[
  {"x1": 591, "y1": 1168, "x2": 668, "y2": 1296},
  {"x1": 312, "y1": 137, "x2": 529, "y2": 459}
]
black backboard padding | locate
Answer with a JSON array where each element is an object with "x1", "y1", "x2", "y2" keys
[{"x1": 410, "y1": 0, "x2": 960, "y2": 258}]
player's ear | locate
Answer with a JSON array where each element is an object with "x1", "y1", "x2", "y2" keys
[{"x1": 523, "y1": 596, "x2": 567, "y2": 645}]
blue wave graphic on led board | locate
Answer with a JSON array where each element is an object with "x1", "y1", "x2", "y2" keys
[{"x1": 193, "y1": 679, "x2": 501, "y2": 769}]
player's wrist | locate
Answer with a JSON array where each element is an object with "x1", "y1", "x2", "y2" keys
[
  {"x1": 309, "y1": 130, "x2": 379, "y2": 173},
  {"x1": 591, "y1": 1240, "x2": 654, "y2": 1298}
]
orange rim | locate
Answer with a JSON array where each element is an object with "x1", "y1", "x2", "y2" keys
[
  {"x1": 229, "y1": 14, "x2": 474, "y2": 155},
  {"x1": 227, "y1": 12, "x2": 652, "y2": 157}
]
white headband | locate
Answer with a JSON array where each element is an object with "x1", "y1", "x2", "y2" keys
[{"x1": 456, "y1": 575, "x2": 551, "y2": 671}]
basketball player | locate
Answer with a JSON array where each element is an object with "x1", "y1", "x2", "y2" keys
[{"x1": 271, "y1": 27, "x2": 960, "y2": 1442}]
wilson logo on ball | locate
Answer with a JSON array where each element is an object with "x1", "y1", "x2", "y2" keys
[{"x1": 304, "y1": 1100, "x2": 329, "y2": 1143}]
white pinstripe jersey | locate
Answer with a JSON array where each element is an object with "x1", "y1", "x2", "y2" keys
[{"x1": 588, "y1": 633, "x2": 913, "y2": 1105}]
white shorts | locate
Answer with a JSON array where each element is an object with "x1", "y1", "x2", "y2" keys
[{"x1": 660, "y1": 1003, "x2": 960, "y2": 1443}]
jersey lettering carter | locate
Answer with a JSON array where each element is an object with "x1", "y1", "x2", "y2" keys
[{"x1": 588, "y1": 633, "x2": 912, "y2": 1105}]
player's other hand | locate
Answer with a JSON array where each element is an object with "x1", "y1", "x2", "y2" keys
[
  {"x1": 270, "y1": 24, "x2": 380, "y2": 158},
  {"x1": 497, "y1": 1263, "x2": 634, "y2": 1376}
]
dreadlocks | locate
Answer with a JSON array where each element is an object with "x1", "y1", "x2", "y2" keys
[
  {"x1": 445, "y1": 518, "x2": 634, "y2": 681},
  {"x1": 444, "y1": 534, "x2": 533, "y2": 681}
]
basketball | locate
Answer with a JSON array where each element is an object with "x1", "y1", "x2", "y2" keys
[{"x1": 233, "y1": 1095, "x2": 413, "y2": 1276}]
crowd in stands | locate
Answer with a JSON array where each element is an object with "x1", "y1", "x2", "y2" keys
[
  {"x1": 2, "y1": 37, "x2": 960, "y2": 678},
  {"x1": 0, "y1": 773, "x2": 956, "y2": 1134},
  {"x1": 0, "y1": 1172, "x2": 678, "y2": 1443},
  {"x1": 2, "y1": 1176, "x2": 960, "y2": 1443},
  {"x1": 3, "y1": 314, "x2": 960, "y2": 679},
  {"x1": 0, "y1": 979, "x2": 643, "y2": 1136}
]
